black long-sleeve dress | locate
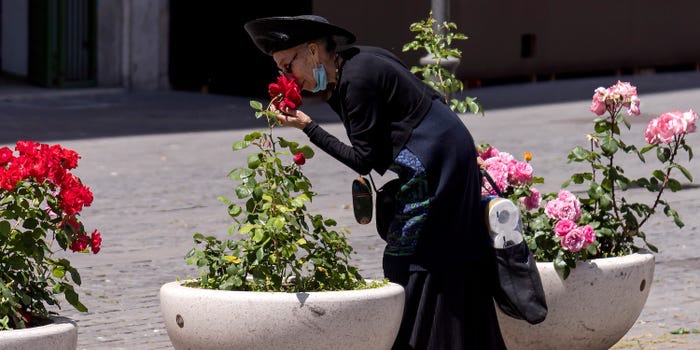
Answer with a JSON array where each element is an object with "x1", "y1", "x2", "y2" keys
[{"x1": 302, "y1": 46, "x2": 507, "y2": 350}]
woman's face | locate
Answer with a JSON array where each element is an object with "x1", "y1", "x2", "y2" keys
[{"x1": 272, "y1": 43, "x2": 322, "y2": 92}]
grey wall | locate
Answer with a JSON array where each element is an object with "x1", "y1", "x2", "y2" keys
[
  {"x1": 315, "y1": 0, "x2": 700, "y2": 83},
  {"x1": 97, "y1": 0, "x2": 169, "y2": 90}
]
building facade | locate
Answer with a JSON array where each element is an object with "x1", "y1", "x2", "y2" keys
[{"x1": 1, "y1": 0, "x2": 698, "y2": 95}]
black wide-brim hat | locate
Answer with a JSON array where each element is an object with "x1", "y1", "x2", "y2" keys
[{"x1": 244, "y1": 15, "x2": 356, "y2": 55}]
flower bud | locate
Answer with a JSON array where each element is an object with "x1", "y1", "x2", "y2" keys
[{"x1": 293, "y1": 152, "x2": 306, "y2": 165}]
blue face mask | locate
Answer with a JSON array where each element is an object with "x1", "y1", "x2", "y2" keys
[{"x1": 311, "y1": 64, "x2": 327, "y2": 93}]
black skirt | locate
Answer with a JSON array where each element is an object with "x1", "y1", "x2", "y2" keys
[{"x1": 384, "y1": 256, "x2": 507, "y2": 350}]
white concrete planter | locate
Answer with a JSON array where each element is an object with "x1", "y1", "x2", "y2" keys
[
  {"x1": 160, "y1": 280, "x2": 405, "y2": 350},
  {"x1": 0, "y1": 316, "x2": 77, "y2": 350},
  {"x1": 497, "y1": 252, "x2": 655, "y2": 350}
]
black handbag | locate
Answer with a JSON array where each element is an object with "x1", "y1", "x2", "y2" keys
[
  {"x1": 352, "y1": 175, "x2": 401, "y2": 241},
  {"x1": 482, "y1": 170, "x2": 548, "y2": 325},
  {"x1": 352, "y1": 177, "x2": 373, "y2": 224}
]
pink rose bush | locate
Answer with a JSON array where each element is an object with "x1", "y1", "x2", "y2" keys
[
  {"x1": 479, "y1": 146, "x2": 541, "y2": 211},
  {"x1": 485, "y1": 81, "x2": 695, "y2": 277},
  {"x1": 0, "y1": 141, "x2": 101, "y2": 330}
]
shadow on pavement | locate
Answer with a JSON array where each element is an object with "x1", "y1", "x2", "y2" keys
[{"x1": 0, "y1": 70, "x2": 698, "y2": 144}]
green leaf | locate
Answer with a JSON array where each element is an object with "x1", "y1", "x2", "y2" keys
[
  {"x1": 64, "y1": 286, "x2": 88, "y2": 312},
  {"x1": 22, "y1": 218, "x2": 38, "y2": 229},
  {"x1": 657, "y1": 146, "x2": 670, "y2": 162},
  {"x1": 252, "y1": 229, "x2": 265, "y2": 243},
  {"x1": 228, "y1": 204, "x2": 242, "y2": 217},
  {"x1": 238, "y1": 224, "x2": 254, "y2": 235},
  {"x1": 232, "y1": 141, "x2": 251, "y2": 151},
  {"x1": 600, "y1": 136, "x2": 619, "y2": 155},
  {"x1": 667, "y1": 178, "x2": 682, "y2": 192},
  {"x1": 247, "y1": 154, "x2": 261, "y2": 169},
  {"x1": 640, "y1": 144, "x2": 655, "y2": 154},
  {"x1": 235, "y1": 185, "x2": 252, "y2": 199},
  {"x1": 249, "y1": 100, "x2": 264, "y2": 111},
  {"x1": 570, "y1": 146, "x2": 590, "y2": 161},
  {"x1": 52, "y1": 266, "x2": 66, "y2": 278},
  {"x1": 0, "y1": 221, "x2": 10, "y2": 239},
  {"x1": 674, "y1": 164, "x2": 693, "y2": 182},
  {"x1": 296, "y1": 145, "x2": 315, "y2": 159}
]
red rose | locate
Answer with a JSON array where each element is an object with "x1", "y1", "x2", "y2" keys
[
  {"x1": 293, "y1": 152, "x2": 306, "y2": 165},
  {"x1": 17, "y1": 308, "x2": 32, "y2": 326},
  {"x1": 69, "y1": 234, "x2": 90, "y2": 252},
  {"x1": 268, "y1": 76, "x2": 302, "y2": 111},
  {"x1": 0, "y1": 147, "x2": 13, "y2": 165},
  {"x1": 90, "y1": 230, "x2": 102, "y2": 254}
]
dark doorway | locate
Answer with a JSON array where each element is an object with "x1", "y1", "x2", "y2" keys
[
  {"x1": 27, "y1": 0, "x2": 97, "y2": 88},
  {"x1": 169, "y1": 1, "x2": 312, "y2": 98}
]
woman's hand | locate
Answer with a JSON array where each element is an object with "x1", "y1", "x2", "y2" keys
[{"x1": 270, "y1": 105, "x2": 312, "y2": 130}]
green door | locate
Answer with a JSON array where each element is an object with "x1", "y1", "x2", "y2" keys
[{"x1": 28, "y1": 0, "x2": 96, "y2": 88}]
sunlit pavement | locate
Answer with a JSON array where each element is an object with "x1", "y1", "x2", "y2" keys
[{"x1": 1, "y1": 70, "x2": 698, "y2": 349}]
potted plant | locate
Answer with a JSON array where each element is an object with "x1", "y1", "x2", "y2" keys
[
  {"x1": 159, "y1": 76, "x2": 404, "y2": 350},
  {"x1": 0, "y1": 141, "x2": 102, "y2": 350},
  {"x1": 478, "y1": 81, "x2": 696, "y2": 350}
]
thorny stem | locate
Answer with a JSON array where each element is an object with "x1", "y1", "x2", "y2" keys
[
  {"x1": 606, "y1": 107, "x2": 624, "y2": 226},
  {"x1": 635, "y1": 134, "x2": 683, "y2": 232},
  {"x1": 266, "y1": 94, "x2": 285, "y2": 153}
]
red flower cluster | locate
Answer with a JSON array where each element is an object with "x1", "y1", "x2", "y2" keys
[
  {"x1": 1, "y1": 141, "x2": 101, "y2": 254},
  {"x1": 268, "y1": 75, "x2": 302, "y2": 111}
]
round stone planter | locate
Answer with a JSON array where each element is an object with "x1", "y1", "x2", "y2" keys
[
  {"x1": 0, "y1": 316, "x2": 77, "y2": 350},
  {"x1": 497, "y1": 252, "x2": 655, "y2": 350},
  {"x1": 160, "y1": 280, "x2": 405, "y2": 350}
]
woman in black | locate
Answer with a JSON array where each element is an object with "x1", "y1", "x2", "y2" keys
[{"x1": 245, "y1": 15, "x2": 506, "y2": 350}]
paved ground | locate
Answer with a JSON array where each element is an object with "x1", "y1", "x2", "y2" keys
[{"x1": 1, "y1": 70, "x2": 699, "y2": 349}]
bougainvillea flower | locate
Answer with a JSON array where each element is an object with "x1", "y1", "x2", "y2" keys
[{"x1": 268, "y1": 75, "x2": 302, "y2": 111}]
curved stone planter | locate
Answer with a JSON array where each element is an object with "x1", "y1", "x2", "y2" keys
[
  {"x1": 160, "y1": 281, "x2": 405, "y2": 350},
  {"x1": 497, "y1": 252, "x2": 655, "y2": 350},
  {"x1": 0, "y1": 316, "x2": 77, "y2": 350}
]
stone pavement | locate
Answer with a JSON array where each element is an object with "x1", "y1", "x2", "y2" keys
[{"x1": 0, "y1": 70, "x2": 699, "y2": 349}]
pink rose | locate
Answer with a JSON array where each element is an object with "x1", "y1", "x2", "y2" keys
[
  {"x1": 521, "y1": 187, "x2": 541, "y2": 211},
  {"x1": 612, "y1": 81, "x2": 637, "y2": 100},
  {"x1": 544, "y1": 190, "x2": 581, "y2": 221},
  {"x1": 483, "y1": 160, "x2": 509, "y2": 195},
  {"x1": 510, "y1": 161, "x2": 533, "y2": 185},
  {"x1": 681, "y1": 109, "x2": 697, "y2": 133},
  {"x1": 590, "y1": 87, "x2": 607, "y2": 115},
  {"x1": 557, "y1": 190, "x2": 577, "y2": 202},
  {"x1": 561, "y1": 229, "x2": 586, "y2": 252},
  {"x1": 645, "y1": 111, "x2": 687, "y2": 144},
  {"x1": 579, "y1": 224, "x2": 596, "y2": 245},
  {"x1": 554, "y1": 219, "x2": 577, "y2": 237},
  {"x1": 628, "y1": 95, "x2": 641, "y2": 116},
  {"x1": 478, "y1": 146, "x2": 500, "y2": 160}
]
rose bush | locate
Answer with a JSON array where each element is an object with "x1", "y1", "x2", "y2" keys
[
  {"x1": 481, "y1": 81, "x2": 695, "y2": 277},
  {"x1": 0, "y1": 141, "x2": 101, "y2": 330},
  {"x1": 185, "y1": 76, "x2": 368, "y2": 292}
]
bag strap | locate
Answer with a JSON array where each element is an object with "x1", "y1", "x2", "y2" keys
[
  {"x1": 481, "y1": 169, "x2": 505, "y2": 198},
  {"x1": 367, "y1": 173, "x2": 380, "y2": 192}
]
